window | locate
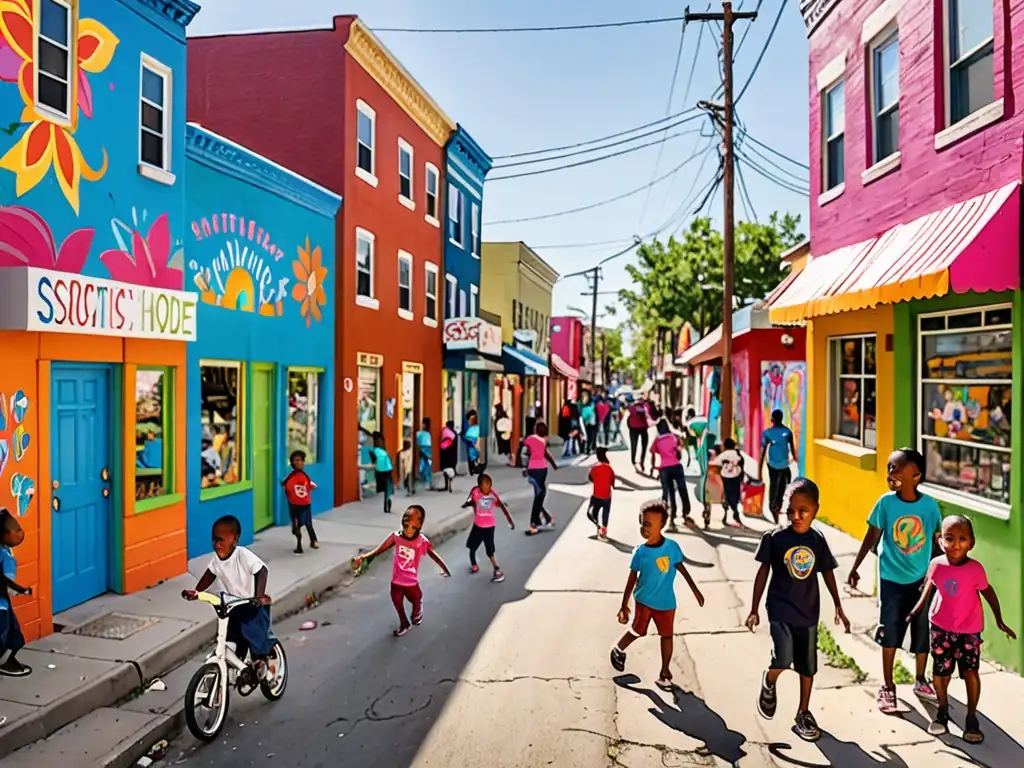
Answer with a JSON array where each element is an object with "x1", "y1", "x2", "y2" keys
[
  {"x1": 918, "y1": 306, "x2": 1011, "y2": 506},
  {"x1": 398, "y1": 250, "x2": 413, "y2": 318},
  {"x1": 139, "y1": 56, "x2": 172, "y2": 174},
  {"x1": 356, "y1": 100, "x2": 376, "y2": 182},
  {"x1": 947, "y1": 0, "x2": 994, "y2": 125},
  {"x1": 823, "y1": 80, "x2": 845, "y2": 190},
  {"x1": 425, "y1": 263, "x2": 438, "y2": 323},
  {"x1": 356, "y1": 228, "x2": 376, "y2": 306},
  {"x1": 871, "y1": 32, "x2": 899, "y2": 162},
  {"x1": 199, "y1": 362, "x2": 243, "y2": 491},
  {"x1": 458, "y1": 289, "x2": 467, "y2": 317},
  {"x1": 398, "y1": 139, "x2": 414, "y2": 207},
  {"x1": 448, "y1": 183, "x2": 462, "y2": 246},
  {"x1": 287, "y1": 369, "x2": 320, "y2": 464},
  {"x1": 829, "y1": 335, "x2": 877, "y2": 448},
  {"x1": 425, "y1": 164, "x2": 439, "y2": 222},
  {"x1": 446, "y1": 274, "x2": 457, "y2": 318},
  {"x1": 36, "y1": 0, "x2": 72, "y2": 119},
  {"x1": 470, "y1": 203, "x2": 480, "y2": 257},
  {"x1": 135, "y1": 368, "x2": 172, "y2": 503},
  {"x1": 470, "y1": 284, "x2": 478, "y2": 317}
]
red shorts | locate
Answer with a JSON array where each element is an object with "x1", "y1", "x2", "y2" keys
[{"x1": 631, "y1": 603, "x2": 675, "y2": 637}]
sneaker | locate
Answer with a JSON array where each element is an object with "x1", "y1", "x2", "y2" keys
[
  {"x1": 491, "y1": 570, "x2": 505, "y2": 583},
  {"x1": 411, "y1": 612, "x2": 423, "y2": 626},
  {"x1": 469, "y1": 564, "x2": 480, "y2": 574},
  {"x1": 914, "y1": 679, "x2": 938, "y2": 702},
  {"x1": 792, "y1": 710, "x2": 821, "y2": 742},
  {"x1": 394, "y1": 625, "x2": 411, "y2": 637},
  {"x1": 310, "y1": 541, "x2": 320, "y2": 549},
  {"x1": 928, "y1": 705, "x2": 950, "y2": 735},
  {"x1": 599, "y1": 527, "x2": 608, "y2": 539},
  {"x1": 609, "y1": 646, "x2": 626, "y2": 672},
  {"x1": 963, "y1": 714, "x2": 984, "y2": 744},
  {"x1": 757, "y1": 671, "x2": 777, "y2": 720},
  {"x1": 876, "y1": 686, "x2": 898, "y2": 714},
  {"x1": 293, "y1": 546, "x2": 303, "y2": 555}
]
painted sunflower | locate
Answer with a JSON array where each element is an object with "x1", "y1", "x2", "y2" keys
[{"x1": 292, "y1": 237, "x2": 328, "y2": 327}]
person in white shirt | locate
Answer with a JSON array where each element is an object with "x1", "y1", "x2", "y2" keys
[{"x1": 713, "y1": 438, "x2": 745, "y2": 528}]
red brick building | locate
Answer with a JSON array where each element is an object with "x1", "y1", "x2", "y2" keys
[{"x1": 188, "y1": 17, "x2": 455, "y2": 503}]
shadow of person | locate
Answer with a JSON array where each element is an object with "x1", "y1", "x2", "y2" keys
[
  {"x1": 587, "y1": 535, "x2": 635, "y2": 555},
  {"x1": 614, "y1": 475, "x2": 661, "y2": 492},
  {"x1": 899, "y1": 695, "x2": 1024, "y2": 768},
  {"x1": 768, "y1": 730, "x2": 912, "y2": 767},
  {"x1": 614, "y1": 673, "x2": 747, "y2": 764},
  {"x1": 692, "y1": 526, "x2": 760, "y2": 554}
]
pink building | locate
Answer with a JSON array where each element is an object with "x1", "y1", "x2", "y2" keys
[{"x1": 549, "y1": 315, "x2": 584, "y2": 404}]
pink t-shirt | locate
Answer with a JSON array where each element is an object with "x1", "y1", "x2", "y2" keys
[
  {"x1": 524, "y1": 434, "x2": 548, "y2": 470},
  {"x1": 651, "y1": 433, "x2": 681, "y2": 468},
  {"x1": 470, "y1": 487, "x2": 502, "y2": 528},
  {"x1": 596, "y1": 401, "x2": 611, "y2": 424},
  {"x1": 928, "y1": 556, "x2": 989, "y2": 634},
  {"x1": 387, "y1": 532, "x2": 431, "y2": 587}
]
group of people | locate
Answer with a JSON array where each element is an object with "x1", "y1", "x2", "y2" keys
[{"x1": 557, "y1": 389, "x2": 625, "y2": 457}]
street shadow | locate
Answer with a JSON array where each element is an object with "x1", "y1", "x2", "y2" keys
[
  {"x1": 693, "y1": 526, "x2": 760, "y2": 555},
  {"x1": 615, "y1": 476, "x2": 661, "y2": 492},
  {"x1": 768, "y1": 730, "x2": 912, "y2": 767},
  {"x1": 900, "y1": 695, "x2": 1024, "y2": 768},
  {"x1": 588, "y1": 534, "x2": 635, "y2": 555},
  {"x1": 614, "y1": 673, "x2": 748, "y2": 764}
]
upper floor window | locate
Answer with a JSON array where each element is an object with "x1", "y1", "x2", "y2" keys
[
  {"x1": 470, "y1": 203, "x2": 480, "y2": 258},
  {"x1": 446, "y1": 274, "x2": 457, "y2": 318},
  {"x1": 398, "y1": 139, "x2": 414, "y2": 208},
  {"x1": 425, "y1": 164, "x2": 439, "y2": 223},
  {"x1": 356, "y1": 100, "x2": 376, "y2": 184},
  {"x1": 871, "y1": 32, "x2": 899, "y2": 163},
  {"x1": 823, "y1": 80, "x2": 845, "y2": 191},
  {"x1": 448, "y1": 184, "x2": 463, "y2": 246},
  {"x1": 37, "y1": 0, "x2": 73, "y2": 120},
  {"x1": 355, "y1": 228, "x2": 377, "y2": 308},
  {"x1": 470, "y1": 284, "x2": 478, "y2": 317},
  {"x1": 424, "y1": 263, "x2": 439, "y2": 325},
  {"x1": 398, "y1": 251, "x2": 413, "y2": 319},
  {"x1": 946, "y1": 1, "x2": 994, "y2": 126},
  {"x1": 140, "y1": 56, "x2": 172, "y2": 173}
]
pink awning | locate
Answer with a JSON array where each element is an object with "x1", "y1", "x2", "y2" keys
[{"x1": 550, "y1": 353, "x2": 578, "y2": 380}]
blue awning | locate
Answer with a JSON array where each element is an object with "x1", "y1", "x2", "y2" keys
[
  {"x1": 445, "y1": 351, "x2": 504, "y2": 372},
  {"x1": 502, "y1": 345, "x2": 550, "y2": 377}
]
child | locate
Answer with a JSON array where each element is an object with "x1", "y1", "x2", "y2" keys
[
  {"x1": 439, "y1": 421, "x2": 458, "y2": 492},
  {"x1": 848, "y1": 448, "x2": 942, "y2": 713},
  {"x1": 0, "y1": 510, "x2": 31, "y2": 676},
  {"x1": 587, "y1": 447, "x2": 616, "y2": 539},
  {"x1": 463, "y1": 411, "x2": 483, "y2": 476},
  {"x1": 610, "y1": 500, "x2": 705, "y2": 690},
  {"x1": 371, "y1": 432, "x2": 395, "y2": 514},
  {"x1": 908, "y1": 515, "x2": 1016, "y2": 741},
  {"x1": 281, "y1": 450, "x2": 318, "y2": 555},
  {"x1": 521, "y1": 422, "x2": 559, "y2": 535},
  {"x1": 747, "y1": 478, "x2": 849, "y2": 742},
  {"x1": 758, "y1": 409, "x2": 797, "y2": 523},
  {"x1": 714, "y1": 438, "x2": 744, "y2": 528},
  {"x1": 416, "y1": 418, "x2": 433, "y2": 488},
  {"x1": 651, "y1": 419, "x2": 692, "y2": 529},
  {"x1": 398, "y1": 439, "x2": 414, "y2": 495},
  {"x1": 354, "y1": 505, "x2": 451, "y2": 636},
  {"x1": 462, "y1": 473, "x2": 514, "y2": 582},
  {"x1": 183, "y1": 515, "x2": 275, "y2": 680}
]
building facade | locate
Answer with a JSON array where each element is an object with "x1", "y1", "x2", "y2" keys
[
  {"x1": 0, "y1": 0, "x2": 200, "y2": 636},
  {"x1": 773, "y1": 0, "x2": 1024, "y2": 669},
  {"x1": 549, "y1": 315, "x2": 584, "y2": 410},
  {"x1": 187, "y1": 16, "x2": 456, "y2": 504},
  {"x1": 183, "y1": 126, "x2": 341, "y2": 557}
]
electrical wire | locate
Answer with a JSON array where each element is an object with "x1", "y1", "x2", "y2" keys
[
  {"x1": 736, "y1": 126, "x2": 809, "y2": 169},
  {"x1": 739, "y1": 139, "x2": 808, "y2": 185},
  {"x1": 739, "y1": 151, "x2": 810, "y2": 195},
  {"x1": 735, "y1": 157, "x2": 759, "y2": 222},
  {"x1": 532, "y1": 238, "x2": 637, "y2": 250},
  {"x1": 735, "y1": 0, "x2": 789, "y2": 105},
  {"x1": 373, "y1": 15, "x2": 688, "y2": 34}
]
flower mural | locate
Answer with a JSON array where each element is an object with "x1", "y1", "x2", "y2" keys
[
  {"x1": 0, "y1": 389, "x2": 33, "y2": 518},
  {"x1": 101, "y1": 209, "x2": 184, "y2": 289},
  {"x1": 0, "y1": 1, "x2": 119, "y2": 213},
  {"x1": 292, "y1": 237, "x2": 328, "y2": 327},
  {"x1": 0, "y1": 204, "x2": 93, "y2": 271}
]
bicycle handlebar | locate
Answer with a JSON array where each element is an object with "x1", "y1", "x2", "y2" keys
[{"x1": 195, "y1": 592, "x2": 258, "y2": 610}]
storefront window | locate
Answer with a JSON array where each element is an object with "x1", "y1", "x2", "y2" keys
[
  {"x1": 829, "y1": 335, "x2": 877, "y2": 448},
  {"x1": 135, "y1": 368, "x2": 170, "y2": 502},
  {"x1": 287, "y1": 369, "x2": 320, "y2": 464},
  {"x1": 200, "y1": 362, "x2": 243, "y2": 489},
  {"x1": 919, "y1": 306, "x2": 1012, "y2": 505}
]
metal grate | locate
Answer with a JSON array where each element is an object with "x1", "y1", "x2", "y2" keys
[{"x1": 68, "y1": 612, "x2": 160, "y2": 640}]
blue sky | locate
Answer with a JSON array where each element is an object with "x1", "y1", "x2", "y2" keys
[{"x1": 189, "y1": 1, "x2": 810, "y2": 322}]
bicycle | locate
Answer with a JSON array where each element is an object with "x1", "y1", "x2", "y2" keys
[{"x1": 181, "y1": 591, "x2": 289, "y2": 741}]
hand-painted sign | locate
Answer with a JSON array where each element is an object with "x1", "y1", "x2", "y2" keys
[{"x1": 444, "y1": 317, "x2": 502, "y2": 357}]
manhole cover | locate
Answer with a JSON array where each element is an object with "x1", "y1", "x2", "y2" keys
[{"x1": 69, "y1": 613, "x2": 160, "y2": 640}]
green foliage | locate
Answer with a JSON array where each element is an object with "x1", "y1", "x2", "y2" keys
[{"x1": 818, "y1": 622, "x2": 868, "y2": 684}]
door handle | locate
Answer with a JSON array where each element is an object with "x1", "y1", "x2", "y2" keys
[
  {"x1": 52, "y1": 497, "x2": 60, "y2": 512},
  {"x1": 101, "y1": 467, "x2": 110, "y2": 482},
  {"x1": 102, "y1": 488, "x2": 110, "y2": 498}
]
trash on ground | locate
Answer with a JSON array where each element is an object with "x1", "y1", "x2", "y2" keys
[
  {"x1": 146, "y1": 679, "x2": 167, "y2": 692},
  {"x1": 46, "y1": 664, "x2": 56, "y2": 669},
  {"x1": 299, "y1": 620, "x2": 318, "y2": 631},
  {"x1": 136, "y1": 758, "x2": 153, "y2": 768},
  {"x1": 147, "y1": 739, "x2": 169, "y2": 758}
]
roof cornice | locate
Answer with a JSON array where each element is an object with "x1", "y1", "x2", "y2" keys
[
  {"x1": 450, "y1": 125, "x2": 493, "y2": 177},
  {"x1": 135, "y1": 0, "x2": 201, "y2": 28},
  {"x1": 800, "y1": 0, "x2": 842, "y2": 35}
]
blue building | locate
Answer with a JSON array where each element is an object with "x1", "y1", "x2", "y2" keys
[
  {"x1": 184, "y1": 125, "x2": 342, "y2": 557},
  {"x1": 441, "y1": 125, "x2": 499, "y2": 453}
]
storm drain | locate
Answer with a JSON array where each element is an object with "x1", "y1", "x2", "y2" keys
[{"x1": 68, "y1": 612, "x2": 161, "y2": 640}]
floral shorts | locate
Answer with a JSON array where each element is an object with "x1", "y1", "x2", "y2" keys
[{"x1": 930, "y1": 625, "x2": 982, "y2": 678}]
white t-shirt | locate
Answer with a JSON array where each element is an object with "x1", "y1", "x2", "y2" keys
[
  {"x1": 207, "y1": 546, "x2": 267, "y2": 598},
  {"x1": 714, "y1": 448, "x2": 745, "y2": 479}
]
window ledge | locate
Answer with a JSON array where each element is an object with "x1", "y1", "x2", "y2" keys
[
  {"x1": 399, "y1": 195, "x2": 415, "y2": 211},
  {"x1": 356, "y1": 167, "x2": 379, "y2": 188},
  {"x1": 861, "y1": 152, "x2": 901, "y2": 185},
  {"x1": 423, "y1": 317, "x2": 438, "y2": 328},
  {"x1": 449, "y1": 238, "x2": 464, "y2": 249},
  {"x1": 425, "y1": 214, "x2": 440, "y2": 228},
  {"x1": 356, "y1": 295, "x2": 379, "y2": 310},
  {"x1": 139, "y1": 163, "x2": 176, "y2": 186},
  {"x1": 200, "y1": 481, "x2": 253, "y2": 503},
  {"x1": 818, "y1": 183, "x2": 845, "y2": 207},
  {"x1": 398, "y1": 308, "x2": 414, "y2": 321},
  {"x1": 471, "y1": 251, "x2": 480, "y2": 260},
  {"x1": 935, "y1": 99, "x2": 1005, "y2": 151},
  {"x1": 815, "y1": 438, "x2": 876, "y2": 470},
  {"x1": 920, "y1": 483, "x2": 1011, "y2": 521},
  {"x1": 135, "y1": 492, "x2": 183, "y2": 514}
]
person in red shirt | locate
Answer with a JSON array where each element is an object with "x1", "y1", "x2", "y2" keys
[
  {"x1": 282, "y1": 450, "x2": 318, "y2": 554},
  {"x1": 587, "y1": 447, "x2": 617, "y2": 539}
]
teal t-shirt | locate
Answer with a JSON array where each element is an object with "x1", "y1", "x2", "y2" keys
[
  {"x1": 867, "y1": 492, "x2": 941, "y2": 585},
  {"x1": 629, "y1": 538, "x2": 684, "y2": 611},
  {"x1": 372, "y1": 447, "x2": 393, "y2": 473},
  {"x1": 582, "y1": 404, "x2": 596, "y2": 424}
]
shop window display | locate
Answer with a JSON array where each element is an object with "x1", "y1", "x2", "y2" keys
[
  {"x1": 829, "y1": 335, "x2": 877, "y2": 448},
  {"x1": 200, "y1": 363, "x2": 243, "y2": 489},
  {"x1": 287, "y1": 369, "x2": 320, "y2": 464},
  {"x1": 135, "y1": 368, "x2": 170, "y2": 501}
]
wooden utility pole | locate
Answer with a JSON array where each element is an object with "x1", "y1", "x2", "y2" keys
[{"x1": 685, "y1": 2, "x2": 756, "y2": 438}]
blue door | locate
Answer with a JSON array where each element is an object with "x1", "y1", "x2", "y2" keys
[{"x1": 51, "y1": 365, "x2": 111, "y2": 613}]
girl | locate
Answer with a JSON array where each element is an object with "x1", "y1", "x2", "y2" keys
[
  {"x1": 595, "y1": 395, "x2": 612, "y2": 447},
  {"x1": 354, "y1": 506, "x2": 451, "y2": 636},
  {"x1": 439, "y1": 420, "x2": 458, "y2": 492},
  {"x1": 713, "y1": 438, "x2": 745, "y2": 528},
  {"x1": 371, "y1": 432, "x2": 394, "y2": 514},
  {"x1": 683, "y1": 408, "x2": 698, "y2": 467},
  {"x1": 520, "y1": 422, "x2": 558, "y2": 536},
  {"x1": 416, "y1": 417, "x2": 433, "y2": 490},
  {"x1": 627, "y1": 397, "x2": 652, "y2": 473},
  {"x1": 651, "y1": 419, "x2": 692, "y2": 528},
  {"x1": 908, "y1": 515, "x2": 1016, "y2": 742},
  {"x1": 462, "y1": 473, "x2": 514, "y2": 582},
  {"x1": 587, "y1": 447, "x2": 616, "y2": 539}
]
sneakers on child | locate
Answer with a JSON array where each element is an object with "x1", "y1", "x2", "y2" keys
[
  {"x1": 792, "y1": 710, "x2": 821, "y2": 742},
  {"x1": 928, "y1": 705, "x2": 950, "y2": 735},
  {"x1": 757, "y1": 671, "x2": 777, "y2": 720},
  {"x1": 876, "y1": 686, "x2": 898, "y2": 714},
  {"x1": 599, "y1": 527, "x2": 608, "y2": 539},
  {"x1": 394, "y1": 625, "x2": 411, "y2": 637},
  {"x1": 913, "y1": 679, "x2": 938, "y2": 702},
  {"x1": 609, "y1": 646, "x2": 626, "y2": 672},
  {"x1": 469, "y1": 564, "x2": 480, "y2": 574},
  {"x1": 411, "y1": 611, "x2": 423, "y2": 626},
  {"x1": 491, "y1": 570, "x2": 505, "y2": 583},
  {"x1": 964, "y1": 714, "x2": 984, "y2": 744}
]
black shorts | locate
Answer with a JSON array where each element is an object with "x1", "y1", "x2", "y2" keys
[
  {"x1": 466, "y1": 524, "x2": 496, "y2": 556},
  {"x1": 375, "y1": 470, "x2": 392, "y2": 494},
  {"x1": 288, "y1": 503, "x2": 312, "y2": 528},
  {"x1": 876, "y1": 578, "x2": 930, "y2": 653},
  {"x1": 769, "y1": 621, "x2": 817, "y2": 678},
  {"x1": 930, "y1": 625, "x2": 983, "y2": 678}
]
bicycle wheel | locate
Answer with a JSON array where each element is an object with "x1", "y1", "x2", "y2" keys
[
  {"x1": 260, "y1": 641, "x2": 289, "y2": 701},
  {"x1": 184, "y1": 662, "x2": 230, "y2": 741}
]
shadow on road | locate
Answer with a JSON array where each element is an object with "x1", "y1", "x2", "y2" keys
[
  {"x1": 768, "y1": 731, "x2": 911, "y2": 767},
  {"x1": 692, "y1": 525, "x2": 761, "y2": 555},
  {"x1": 587, "y1": 534, "x2": 635, "y2": 555},
  {"x1": 899, "y1": 695, "x2": 1024, "y2": 768}
]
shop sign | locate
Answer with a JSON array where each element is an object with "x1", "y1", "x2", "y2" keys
[
  {"x1": 0, "y1": 267, "x2": 198, "y2": 341},
  {"x1": 443, "y1": 317, "x2": 502, "y2": 356},
  {"x1": 357, "y1": 352, "x2": 383, "y2": 368}
]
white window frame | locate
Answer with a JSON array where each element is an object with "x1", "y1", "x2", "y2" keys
[
  {"x1": 827, "y1": 334, "x2": 877, "y2": 449},
  {"x1": 868, "y1": 29, "x2": 899, "y2": 166},
  {"x1": 470, "y1": 203, "x2": 480, "y2": 258},
  {"x1": 34, "y1": 0, "x2": 73, "y2": 125},
  {"x1": 138, "y1": 54, "x2": 175, "y2": 185},
  {"x1": 941, "y1": 1, "x2": 997, "y2": 134},
  {"x1": 916, "y1": 304, "x2": 1013, "y2": 519},
  {"x1": 398, "y1": 138, "x2": 415, "y2": 210},
  {"x1": 470, "y1": 284, "x2": 478, "y2": 317},
  {"x1": 458, "y1": 289, "x2": 467, "y2": 317},
  {"x1": 445, "y1": 274, "x2": 458, "y2": 319},
  {"x1": 424, "y1": 262, "x2": 439, "y2": 327},
  {"x1": 355, "y1": 227, "x2": 378, "y2": 310},
  {"x1": 821, "y1": 79, "x2": 845, "y2": 198},
  {"x1": 397, "y1": 250, "x2": 414, "y2": 321},
  {"x1": 356, "y1": 99, "x2": 377, "y2": 187},
  {"x1": 448, "y1": 183, "x2": 463, "y2": 247},
  {"x1": 424, "y1": 163, "x2": 440, "y2": 227}
]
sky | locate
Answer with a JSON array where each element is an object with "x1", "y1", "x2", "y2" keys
[{"x1": 189, "y1": 1, "x2": 810, "y2": 328}]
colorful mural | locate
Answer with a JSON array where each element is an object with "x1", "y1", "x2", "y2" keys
[
  {"x1": 761, "y1": 361, "x2": 807, "y2": 474},
  {"x1": 0, "y1": 389, "x2": 33, "y2": 517},
  {"x1": 0, "y1": 204, "x2": 92, "y2": 270},
  {"x1": 101, "y1": 208, "x2": 184, "y2": 289},
  {"x1": 733, "y1": 349, "x2": 749, "y2": 450},
  {"x1": 292, "y1": 237, "x2": 328, "y2": 327}
]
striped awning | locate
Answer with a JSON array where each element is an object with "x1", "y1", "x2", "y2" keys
[
  {"x1": 550, "y1": 353, "x2": 578, "y2": 380},
  {"x1": 502, "y1": 345, "x2": 550, "y2": 377}
]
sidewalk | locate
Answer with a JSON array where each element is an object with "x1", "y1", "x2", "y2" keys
[{"x1": 0, "y1": 460, "x2": 567, "y2": 763}]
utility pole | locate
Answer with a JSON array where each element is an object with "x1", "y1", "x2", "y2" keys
[
  {"x1": 585, "y1": 267, "x2": 600, "y2": 388},
  {"x1": 685, "y1": 2, "x2": 756, "y2": 438}
]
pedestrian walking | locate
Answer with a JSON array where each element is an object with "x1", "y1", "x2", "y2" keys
[
  {"x1": 627, "y1": 397, "x2": 652, "y2": 473},
  {"x1": 651, "y1": 419, "x2": 692, "y2": 528},
  {"x1": 354, "y1": 505, "x2": 451, "y2": 637},
  {"x1": 0, "y1": 510, "x2": 31, "y2": 677},
  {"x1": 758, "y1": 409, "x2": 798, "y2": 523},
  {"x1": 582, "y1": 393, "x2": 598, "y2": 455},
  {"x1": 416, "y1": 417, "x2": 433, "y2": 489},
  {"x1": 281, "y1": 450, "x2": 319, "y2": 554},
  {"x1": 587, "y1": 447, "x2": 616, "y2": 539},
  {"x1": 848, "y1": 448, "x2": 942, "y2": 714},
  {"x1": 595, "y1": 395, "x2": 612, "y2": 446},
  {"x1": 494, "y1": 406, "x2": 512, "y2": 459},
  {"x1": 463, "y1": 410, "x2": 484, "y2": 476},
  {"x1": 713, "y1": 438, "x2": 744, "y2": 528},
  {"x1": 520, "y1": 422, "x2": 558, "y2": 536},
  {"x1": 370, "y1": 432, "x2": 394, "y2": 514},
  {"x1": 683, "y1": 407, "x2": 698, "y2": 466},
  {"x1": 610, "y1": 500, "x2": 705, "y2": 689},
  {"x1": 747, "y1": 478, "x2": 850, "y2": 743},
  {"x1": 439, "y1": 421, "x2": 458, "y2": 492},
  {"x1": 462, "y1": 473, "x2": 514, "y2": 582}
]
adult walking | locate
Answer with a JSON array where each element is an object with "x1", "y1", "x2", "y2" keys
[
  {"x1": 595, "y1": 394, "x2": 612, "y2": 446},
  {"x1": 520, "y1": 422, "x2": 558, "y2": 535},
  {"x1": 494, "y1": 405, "x2": 512, "y2": 460},
  {"x1": 438, "y1": 420, "x2": 458, "y2": 492},
  {"x1": 581, "y1": 392, "x2": 598, "y2": 455},
  {"x1": 627, "y1": 396, "x2": 653, "y2": 474},
  {"x1": 463, "y1": 410, "x2": 483, "y2": 476},
  {"x1": 758, "y1": 408, "x2": 798, "y2": 523},
  {"x1": 651, "y1": 419, "x2": 693, "y2": 528}
]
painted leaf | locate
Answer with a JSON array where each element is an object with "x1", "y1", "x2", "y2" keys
[
  {"x1": 0, "y1": 205, "x2": 58, "y2": 267},
  {"x1": 147, "y1": 213, "x2": 171, "y2": 269},
  {"x1": 12, "y1": 424, "x2": 26, "y2": 461},
  {"x1": 52, "y1": 126, "x2": 82, "y2": 214},
  {"x1": 11, "y1": 389, "x2": 26, "y2": 422},
  {"x1": 0, "y1": 441, "x2": 7, "y2": 478},
  {"x1": 0, "y1": 121, "x2": 53, "y2": 198},
  {"x1": 99, "y1": 248, "x2": 141, "y2": 285},
  {"x1": 290, "y1": 281, "x2": 305, "y2": 302},
  {"x1": 56, "y1": 227, "x2": 95, "y2": 273},
  {"x1": 77, "y1": 18, "x2": 119, "y2": 73},
  {"x1": 78, "y1": 68, "x2": 93, "y2": 119},
  {"x1": 0, "y1": 0, "x2": 31, "y2": 62},
  {"x1": 292, "y1": 258, "x2": 308, "y2": 282},
  {"x1": 0, "y1": 36, "x2": 21, "y2": 82}
]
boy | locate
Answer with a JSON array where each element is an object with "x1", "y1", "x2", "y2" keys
[
  {"x1": 610, "y1": 500, "x2": 705, "y2": 689},
  {"x1": 0, "y1": 510, "x2": 31, "y2": 676},
  {"x1": 748, "y1": 477, "x2": 849, "y2": 742},
  {"x1": 848, "y1": 448, "x2": 942, "y2": 713},
  {"x1": 714, "y1": 437, "x2": 744, "y2": 528},
  {"x1": 282, "y1": 450, "x2": 318, "y2": 555},
  {"x1": 759, "y1": 410, "x2": 797, "y2": 523},
  {"x1": 587, "y1": 447, "x2": 616, "y2": 539}
]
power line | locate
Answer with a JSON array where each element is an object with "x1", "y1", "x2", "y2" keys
[
  {"x1": 737, "y1": 126, "x2": 809, "y2": 169},
  {"x1": 739, "y1": 138, "x2": 808, "y2": 184},
  {"x1": 373, "y1": 15, "x2": 688, "y2": 34},
  {"x1": 532, "y1": 238, "x2": 636, "y2": 250},
  {"x1": 735, "y1": 0, "x2": 789, "y2": 105},
  {"x1": 736, "y1": 157, "x2": 759, "y2": 222},
  {"x1": 739, "y1": 151, "x2": 809, "y2": 195}
]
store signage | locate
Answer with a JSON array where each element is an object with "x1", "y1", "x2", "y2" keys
[
  {"x1": 0, "y1": 267, "x2": 198, "y2": 341},
  {"x1": 357, "y1": 352, "x2": 383, "y2": 368},
  {"x1": 443, "y1": 317, "x2": 502, "y2": 357}
]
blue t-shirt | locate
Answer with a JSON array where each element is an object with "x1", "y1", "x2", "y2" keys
[
  {"x1": 0, "y1": 546, "x2": 15, "y2": 610},
  {"x1": 372, "y1": 447, "x2": 393, "y2": 473},
  {"x1": 629, "y1": 538, "x2": 684, "y2": 611},
  {"x1": 464, "y1": 425, "x2": 480, "y2": 444},
  {"x1": 582, "y1": 404, "x2": 596, "y2": 424},
  {"x1": 867, "y1": 492, "x2": 942, "y2": 585},
  {"x1": 761, "y1": 425, "x2": 794, "y2": 470}
]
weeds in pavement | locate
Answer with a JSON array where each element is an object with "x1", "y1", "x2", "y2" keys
[
  {"x1": 892, "y1": 658, "x2": 915, "y2": 685},
  {"x1": 817, "y1": 623, "x2": 868, "y2": 683}
]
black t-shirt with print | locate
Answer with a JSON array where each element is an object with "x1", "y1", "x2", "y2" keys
[{"x1": 755, "y1": 527, "x2": 837, "y2": 628}]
